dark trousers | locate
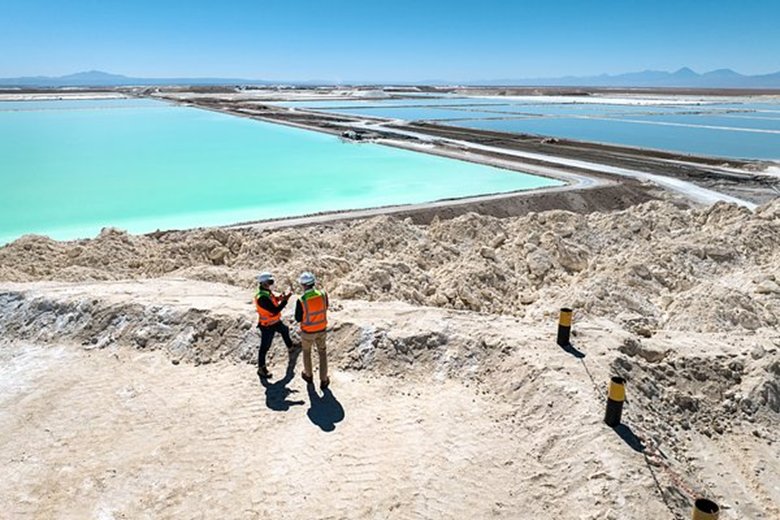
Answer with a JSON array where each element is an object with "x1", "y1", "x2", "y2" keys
[{"x1": 258, "y1": 321, "x2": 293, "y2": 368}]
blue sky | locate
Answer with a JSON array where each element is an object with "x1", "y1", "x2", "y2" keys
[{"x1": 1, "y1": 0, "x2": 778, "y2": 81}]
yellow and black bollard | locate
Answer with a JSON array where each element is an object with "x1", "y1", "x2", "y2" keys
[
  {"x1": 604, "y1": 376, "x2": 626, "y2": 427},
  {"x1": 556, "y1": 307, "x2": 573, "y2": 347},
  {"x1": 692, "y1": 498, "x2": 719, "y2": 520}
]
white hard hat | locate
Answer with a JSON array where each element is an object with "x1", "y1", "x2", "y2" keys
[
  {"x1": 298, "y1": 271, "x2": 316, "y2": 286},
  {"x1": 256, "y1": 272, "x2": 274, "y2": 284}
]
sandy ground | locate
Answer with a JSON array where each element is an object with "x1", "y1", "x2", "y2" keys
[
  {"x1": 1, "y1": 276, "x2": 778, "y2": 519},
  {"x1": 2, "y1": 341, "x2": 527, "y2": 519}
]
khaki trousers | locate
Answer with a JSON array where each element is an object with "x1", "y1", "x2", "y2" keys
[{"x1": 301, "y1": 330, "x2": 328, "y2": 382}]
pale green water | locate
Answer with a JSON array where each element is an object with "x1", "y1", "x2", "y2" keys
[{"x1": 0, "y1": 99, "x2": 561, "y2": 244}]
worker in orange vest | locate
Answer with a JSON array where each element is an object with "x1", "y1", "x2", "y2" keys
[
  {"x1": 295, "y1": 271, "x2": 330, "y2": 389},
  {"x1": 254, "y1": 271, "x2": 294, "y2": 379}
]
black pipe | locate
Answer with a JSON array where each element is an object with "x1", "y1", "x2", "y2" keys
[
  {"x1": 692, "y1": 498, "x2": 720, "y2": 519},
  {"x1": 557, "y1": 307, "x2": 572, "y2": 347},
  {"x1": 604, "y1": 376, "x2": 625, "y2": 427}
]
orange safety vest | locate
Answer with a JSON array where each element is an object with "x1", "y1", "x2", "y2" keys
[
  {"x1": 254, "y1": 289, "x2": 282, "y2": 327},
  {"x1": 300, "y1": 288, "x2": 328, "y2": 333}
]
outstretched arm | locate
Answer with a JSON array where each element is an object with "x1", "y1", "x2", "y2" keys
[{"x1": 257, "y1": 295, "x2": 288, "y2": 314}]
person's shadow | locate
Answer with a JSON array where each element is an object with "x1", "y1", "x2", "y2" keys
[
  {"x1": 306, "y1": 384, "x2": 345, "y2": 432},
  {"x1": 259, "y1": 348, "x2": 305, "y2": 411}
]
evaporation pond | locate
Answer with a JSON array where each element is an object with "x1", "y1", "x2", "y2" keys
[
  {"x1": 0, "y1": 98, "x2": 561, "y2": 243},
  {"x1": 281, "y1": 96, "x2": 780, "y2": 160}
]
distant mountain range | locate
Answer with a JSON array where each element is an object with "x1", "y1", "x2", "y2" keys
[
  {"x1": 0, "y1": 70, "x2": 279, "y2": 88},
  {"x1": 1, "y1": 68, "x2": 780, "y2": 88},
  {"x1": 470, "y1": 67, "x2": 780, "y2": 89}
]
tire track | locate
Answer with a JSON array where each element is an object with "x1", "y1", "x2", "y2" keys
[{"x1": 0, "y1": 339, "x2": 675, "y2": 519}]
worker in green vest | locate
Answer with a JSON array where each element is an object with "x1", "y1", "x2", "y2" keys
[{"x1": 295, "y1": 271, "x2": 330, "y2": 389}]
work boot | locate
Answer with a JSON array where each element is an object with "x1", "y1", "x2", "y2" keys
[
  {"x1": 320, "y1": 377, "x2": 330, "y2": 390},
  {"x1": 257, "y1": 366, "x2": 272, "y2": 379},
  {"x1": 301, "y1": 371, "x2": 313, "y2": 384}
]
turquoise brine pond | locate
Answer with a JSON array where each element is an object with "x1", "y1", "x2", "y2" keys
[{"x1": 0, "y1": 99, "x2": 561, "y2": 244}]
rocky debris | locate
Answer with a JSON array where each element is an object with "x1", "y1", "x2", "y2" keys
[
  {"x1": 664, "y1": 284, "x2": 778, "y2": 332},
  {"x1": 755, "y1": 279, "x2": 780, "y2": 295},
  {"x1": 525, "y1": 246, "x2": 554, "y2": 278},
  {"x1": 333, "y1": 281, "x2": 368, "y2": 299},
  {"x1": 605, "y1": 343, "x2": 779, "y2": 519},
  {"x1": 0, "y1": 291, "x2": 257, "y2": 365},
  {"x1": 611, "y1": 347, "x2": 780, "y2": 449},
  {"x1": 479, "y1": 246, "x2": 497, "y2": 262},
  {"x1": 1, "y1": 198, "x2": 779, "y2": 333},
  {"x1": 208, "y1": 246, "x2": 230, "y2": 265},
  {"x1": 618, "y1": 337, "x2": 669, "y2": 363}
]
